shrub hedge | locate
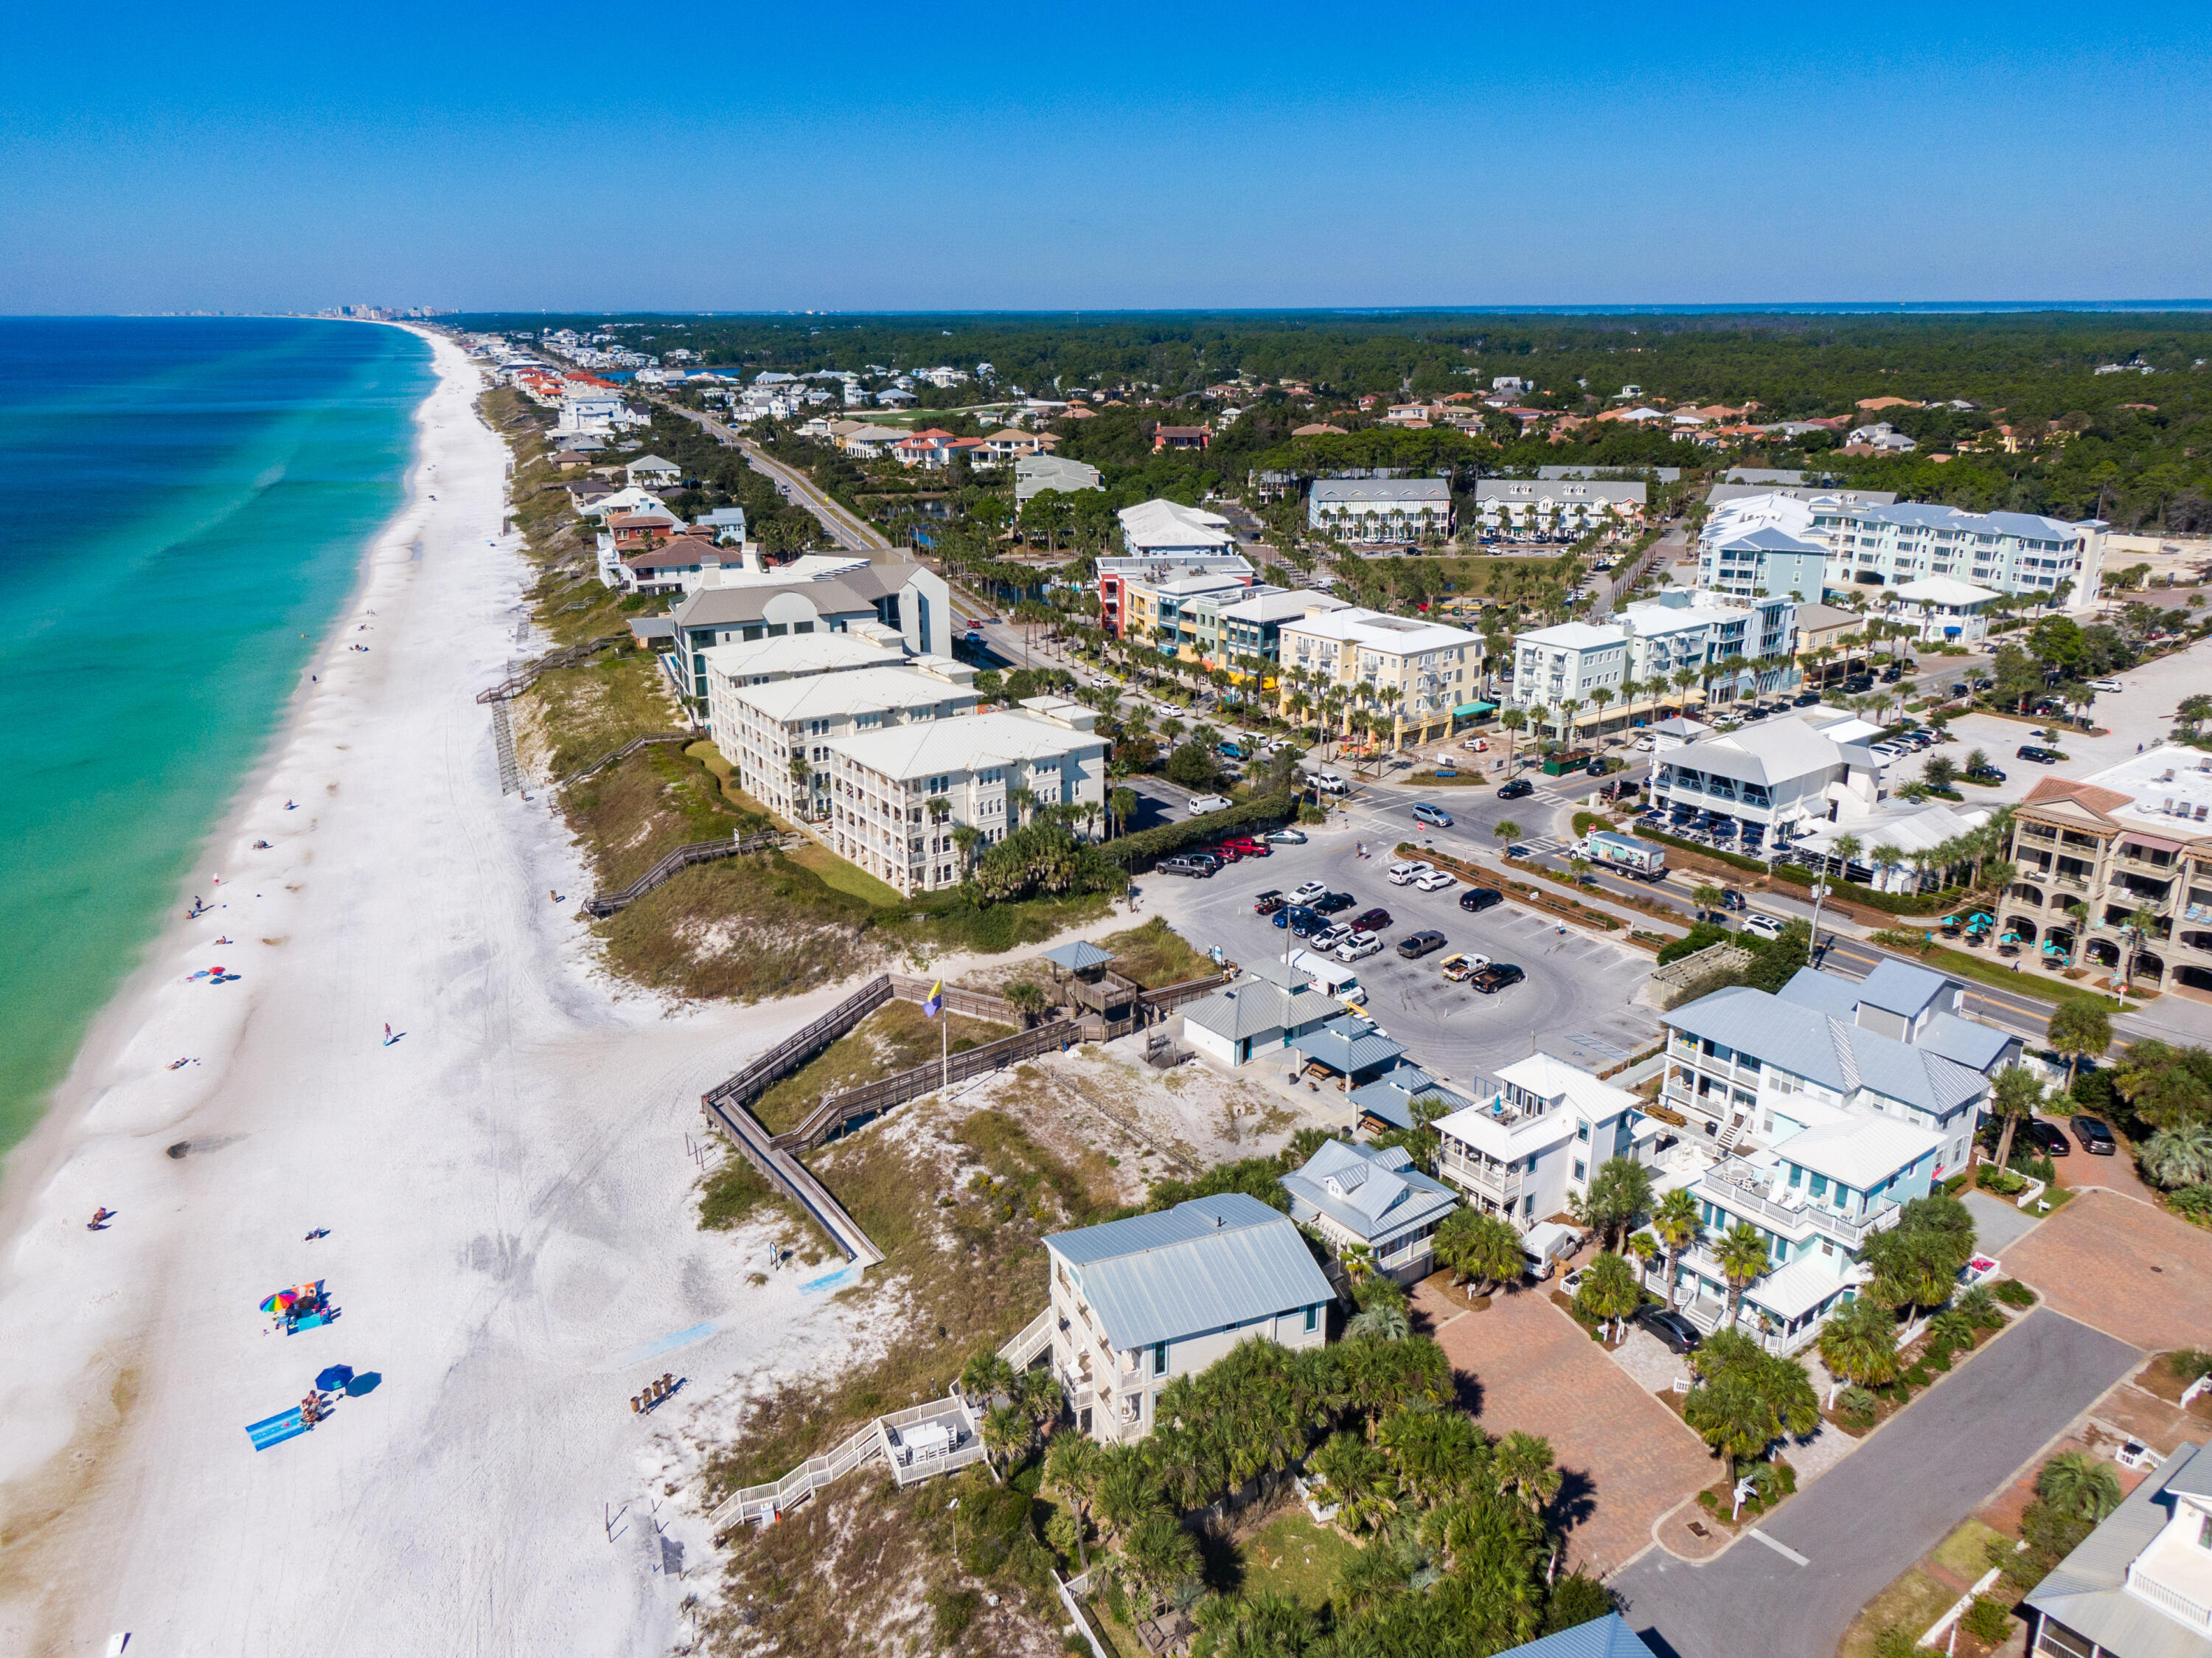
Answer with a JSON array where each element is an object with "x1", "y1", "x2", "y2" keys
[{"x1": 1110, "y1": 791, "x2": 1293, "y2": 868}]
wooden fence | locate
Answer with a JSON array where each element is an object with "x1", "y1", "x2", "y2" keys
[
  {"x1": 473, "y1": 633, "x2": 628, "y2": 704},
  {"x1": 560, "y1": 729, "x2": 700, "y2": 783},
  {"x1": 776, "y1": 1018, "x2": 1081, "y2": 1150},
  {"x1": 582, "y1": 829, "x2": 790, "y2": 917}
]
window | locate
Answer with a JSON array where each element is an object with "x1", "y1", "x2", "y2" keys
[
  {"x1": 1573, "y1": 1160, "x2": 1586, "y2": 1182},
  {"x1": 1304, "y1": 1305, "x2": 1318, "y2": 1333},
  {"x1": 1576, "y1": 1122, "x2": 1590, "y2": 1143},
  {"x1": 1153, "y1": 1342, "x2": 1168, "y2": 1376},
  {"x1": 2200, "y1": 1513, "x2": 2212, "y2": 1550},
  {"x1": 1809, "y1": 1174, "x2": 1829, "y2": 1198}
]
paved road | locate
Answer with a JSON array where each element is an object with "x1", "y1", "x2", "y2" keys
[
  {"x1": 1615, "y1": 1308, "x2": 2138, "y2": 1658},
  {"x1": 1144, "y1": 822, "x2": 1662, "y2": 1081},
  {"x1": 667, "y1": 406, "x2": 893, "y2": 556}
]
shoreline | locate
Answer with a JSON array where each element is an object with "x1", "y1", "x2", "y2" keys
[
  {"x1": 0, "y1": 321, "x2": 444, "y2": 1267},
  {"x1": 0, "y1": 326, "x2": 906, "y2": 1658}
]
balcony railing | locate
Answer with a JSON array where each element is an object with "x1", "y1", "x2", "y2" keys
[
  {"x1": 1696, "y1": 1166, "x2": 1904, "y2": 1249},
  {"x1": 2127, "y1": 1566, "x2": 2212, "y2": 1631},
  {"x1": 1440, "y1": 1148, "x2": 1523, "y2": 1197}
]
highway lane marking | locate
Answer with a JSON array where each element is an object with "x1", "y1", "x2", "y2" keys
[{"x1": 1748, "y1": 1528, "x2": 1810, "y2": 1567}]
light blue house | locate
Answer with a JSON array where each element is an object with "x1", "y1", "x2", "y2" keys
[{"x1": 1280, "y1": 1139, "x2": 1459, "y2": 1286}]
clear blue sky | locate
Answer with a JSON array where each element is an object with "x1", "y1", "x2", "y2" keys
[{"x1": 6, "y1": 1, "x2": 2208, "y2": 313}]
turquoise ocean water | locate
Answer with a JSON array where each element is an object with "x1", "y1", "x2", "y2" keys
[{"x1": 0, "y1": 318, "x2": 434, "y2": 1156}]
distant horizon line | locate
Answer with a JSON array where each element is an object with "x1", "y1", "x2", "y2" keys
[{"x1": 7, "y1": 299, "x2": 2212, "y2": 322}]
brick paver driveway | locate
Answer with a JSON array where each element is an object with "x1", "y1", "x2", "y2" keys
[
  {"x1": 1418, "y1": 1282, "x2": 1714, "y2": 1575},
  {"x1": 2003, "y1": 1189, "x2": 2212, "y2": 1349}
]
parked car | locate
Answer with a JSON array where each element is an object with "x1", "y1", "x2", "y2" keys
[
  {"x1": 1964, "y1": 764, "x2": 2006, "y2": 785},
  {"x1": 2021, "y1": 1117, "x2": 2070, "y2": 1156},
  {"x1": 1459, "y1": 887, "x2": 1505, "y2": 913},
  {"x1": 2090, "y1": 677, "x2": 2123, "y2": 693},
  {"x1": 1742, "y1": 913, "x2": 1788, "y2": 941},
  {"x1": 1634, "y1": 1305, "x2": 1702, "y2": 1354},
  {"x1": 2071, "y1": 1115, "x2": 2117, "y2": 1155},
  {"x1": 1720, "y1": 887, "x2": 1747, "y2": 912},
  {"x1": 1290, "y1": 880, "x2": 1329, "y2": 903},
  {"x1": 1411, "y1": 802, "x2": 1454, "y2": 828},
  {"x1": 2016, "y1": 745, "x2": 2062, "y2": 765},
  {"x1": 1498, "y1": 778, "x2": 1536, "y2": 799},
  {"x1": 1158, "y1": 856, "x2": 1214, "y2": 878},
  {"x1": 1312, "y1": 891, "x2": 1356, "y2": 915},
  {"x1": 1217, "y1": 740, "x2": 1245, "y2": 759},
  {"x1": 1205, "y1": 842, "x2": 1245, "y2": 864},
  {"x1": 1352, "y1": 906, "x2": 1393, "y2": 934},
  {"x1": 1312, "y1": 922, "x2": 1357, "y2": 951},
  {"x1": 1388, "y1": 859, "x2": 1435, "y2": 887},
  {"x1": 1253, "y1": 889, "x2": 1286, "y2": 915},
  {"x1": 1468, "y1": 963, "x2": 1526, "y2": 994},
  {"x1": 1397, "y1": 929, "x2": 1448, "y2": 959},
  {"x1": 1439, "y1": 952, "x2": 1489, "y2": 981},
  {"x1": 1335, "y1": 933, "x2": 1385, "y2": 962},
  {"x1": 1265, "y1": 826, "x2": 1309, "y2": 844},
  {"x1": 1794, "y1": 691, "x2": 1824, "y2": 707},
  {"x1": 1282, "y1": 906, "x2": 1324, "y2": 936},
  {"x1": 1220, "y1": 836, "x2": 1269, "y2": 858},
  {"x1": 1413, "y1": 869, "x2": 1458, "y2": 892}
]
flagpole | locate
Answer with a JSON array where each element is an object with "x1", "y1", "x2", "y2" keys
[{"x1": 942, "y1": 1001, "x2": 949, "y2": 1089}]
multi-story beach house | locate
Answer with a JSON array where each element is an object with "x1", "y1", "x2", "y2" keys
[
  {"x1": 1997, "y1": 748, "x2": 2212, "y2": 999},
  {"x1": 1509, "y1": 592, "x2": 1800, "y2": 724},
  {"x1": 1279, "y1": 1139, "x2": 1459, "y2": 1286},
  {"x1": 821, "y1": 698, "x2": 1107, "y2": 895},
  {"x1": 1472, "y1": 478, "x2": 1646, "y2": 544},
  {"x1": 1432, "y1": 1054, "x2": 1653, "y2": 1230},
  {"x1": 1044, "y1": 1193, "x2": 1335, "y2": 1444},
  {"x1": 1646, "y1": 710, "x2": 1886, "y2": 854},
  {"x1": 1808, "y1": 499, "x2": 2107, "y2": 601},
  {"x1": 1095, "y1": 544, "x2": 1253, "y2": 641},
  {"x1": 2023, "y1": 1440, "x2": 2212, "y2": 1658},
  {"x1": 1650, "y1": 961, "x2": 2011, "y2": 1351}
]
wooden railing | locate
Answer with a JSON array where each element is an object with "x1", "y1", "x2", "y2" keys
[
  {"x1": 582, "y1": 830, "x2": 790, "y2": 918},
  {"x1": 704, "y1": 975, "x2": 897, "y2": 1113},
  {"x1": 560, "y1": 729, "x2": 700, "y2": 782},
  {"x1": 776, "y1": 1018, "x2": 1080, "y2": 1150},
  {"x1": 703, "y1": 1395, "x2": 981, "y2": 1533},
  {"x1": 473, "y1": 633, "x2": 628, "y2": 704}
]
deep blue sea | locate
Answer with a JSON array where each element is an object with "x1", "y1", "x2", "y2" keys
[{"x1": 0, "y1": 317, "x2": 434, "y2": 1154}]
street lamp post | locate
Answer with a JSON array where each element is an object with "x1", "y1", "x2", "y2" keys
[{"x1": 1806, "y1": 881, "x2": 1832, "y2": 961}]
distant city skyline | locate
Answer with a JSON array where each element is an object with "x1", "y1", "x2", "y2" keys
[{"x1": 7, "y1": 1, "x2": 2209, "y2": 315}]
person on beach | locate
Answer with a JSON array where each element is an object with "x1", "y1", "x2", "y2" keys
[
  {"x1": 88, "y1": 1207, "x2": 113, "y2": 1229},
  {"x1": 383, "y1": 1023, "x2": 393, "y2": 1044}
]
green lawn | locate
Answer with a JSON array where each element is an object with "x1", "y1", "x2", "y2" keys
[
  {"x1": 1237, "y1": 1510, "x2": 1360, "y2": 1612},
  {"x1": 787, "y1": 843, "x2": 906, "y2": 907},
  {"x1": 1915, "y1": 942, "x2": 2134, "y2": 1013}
]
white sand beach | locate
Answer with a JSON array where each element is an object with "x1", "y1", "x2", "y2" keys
[{"x1": 0, "y1": 331, "x2": 874, "y2": 1655}]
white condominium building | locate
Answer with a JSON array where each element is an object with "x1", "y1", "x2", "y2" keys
[
  {"x1": 1307, "y1": 478, "x2": 1454, "y2": 544},
  {"x1": 1509, "y1": 593, "x2": 1798, "y2": 715},
  {"x1": 824, "y1": 698, "x2": 1107, "y2": 895},
  {"x1": 1472, "y1": 479, "x2": 1646, "y2": 542},
  {"x1": 1808, "y1": 501, "x2": 2107, "y2": 600},
  {"x1": 706, "y1": 658, "x2": 980, "y2": 823}
]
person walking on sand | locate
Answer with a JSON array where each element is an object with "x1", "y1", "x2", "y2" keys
[{"x1": 383, "y1": 1023, "x2": 393, "y2": 1045}]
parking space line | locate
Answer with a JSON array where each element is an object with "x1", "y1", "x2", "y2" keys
[{"x1": 1748, "y1": 1529, "x2": 1810, "y2": 1567}]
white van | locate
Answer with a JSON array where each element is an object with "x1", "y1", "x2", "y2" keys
[{"x1": 1287, "y1": 948, "x2": 1366, "y2": 1005}]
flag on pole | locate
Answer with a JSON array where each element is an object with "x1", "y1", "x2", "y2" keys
[{"x1": 922, "y1": 979, "x2": 944, "y2": 1018}]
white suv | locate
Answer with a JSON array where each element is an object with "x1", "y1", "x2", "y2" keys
[
  {"x1": 1335, "y1": 932, "x2": 1384, "y2": 962},
  {"x1": 1413, "y1": 869, "x2": 1458, "y2": 892},
  {"x1": 1743, "y1": 912, "x2": 1789, "y2": 940},
  {"x1": 1291, "y1": 880, "x2": 1329, "y2": 904},
  {"x1": 1387, "y1": 860, "x2": 1433, "y2": 887}
]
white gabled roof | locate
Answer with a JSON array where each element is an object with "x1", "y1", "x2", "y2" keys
[
  {"x1": 722, "y1": 665, "x2": 977, "y2": 724},
  {"x1": 1892, "y1": 575, "x2": 2002, "y2": 607},
  {"x1": 1119, "y1": 498, "x2": 1234, "y2": 552},
  {"x1": 1776, "y1": 1116, "x2": 1943, "y2": 1189},
  {"x1": 827, "y1": 704, "x2": 1101, "y2": 782},
  {"x1": 1281, "y1": 606, "x2": 1482, "y2": 654}
]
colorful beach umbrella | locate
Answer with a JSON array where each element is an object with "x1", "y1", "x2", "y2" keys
[{"x1": 261, "y1": 1290, "x2": 297, "y2": 1314}]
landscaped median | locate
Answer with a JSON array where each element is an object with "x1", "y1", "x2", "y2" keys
[
  {"x1": 1392, "y1": 842, "x2": 1679, "y2": 946},
  {"x1": 1863, "y1": 930, "x2": 2139, "y2": 1013}
]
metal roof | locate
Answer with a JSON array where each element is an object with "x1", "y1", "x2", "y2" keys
[
  {"x1": 1280, "y1": 1140, "x2": 1458, "y2": 1245},
  {"x1": 2026, "y1": 1443, "x2": 2212, "y2": 1658},
  {"x1": 1310, "y1": 478, "x2": 1452, "y2": 504},
  {"x1": 1042, "y1": 941, "x2": 1115, "y2": 972},
  {"x1": 1666, "y1": 984, "x2": 1989, "y2": 1114},
  {"x1": 1044, "y1": 1196, "x2": 1335, "y2": 1351},
  {"x1": 1289, "y1": 1024, "x2": 1409, "y2": 1075},
  {"x1": 1494, "y1": 1614, "x2": 1659, "y2": 1657}
]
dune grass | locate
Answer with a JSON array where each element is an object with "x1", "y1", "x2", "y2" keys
[{"x1": 752, "y1": 1001, "x2": 1013, "y2": 1136}]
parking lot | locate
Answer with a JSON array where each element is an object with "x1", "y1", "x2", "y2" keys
[{"x1": 1143, "y1": 822, "x2": 1662, "y2": 1084}]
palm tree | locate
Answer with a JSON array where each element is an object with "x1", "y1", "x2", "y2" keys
[
  {"x1": 1433, "y1": 1207, "x2": 1524, "y2": 1294},
  {"x1": 1500, "y1": 706, "x2": 1528, "y2": 771},
  {"x1": 1108, "y1": 785, "x2": 1138, "y2": 839},
  {"x1": 950, "y1": 823, "x2": 982, "y2": 873},
  {"x1": 1672, "y1": 667, "x2": 1700, "y2": 712},
  {"x1": 1869, "y1": 843, "x2": 1906, "y2": 893},
  {"x1": 2122, "y1": 903, "x2": 2162, "y2": 988},
  {"x1": 1815, "y1": 1295, "x2": 1901, "y2": 1399},
  {"x1": 1044, "y1": 1432, "x2": 1102, "y2": 1569},
  {"x1": 1557, "y1": 696, "x2": 1583, "y2": 746},
  {"x1": 1652, "y1": 1187, "x2": 1701, "y2": 1305},
  {"x1": 2037, "y1": 1450, "x2": 2124, "y2": 1523},
  {"x1": 1492, "y1": 1430, "x2": 1562, "y2": 1516},
  {"x1": 1590, "y1": 685, "x2": 1615, "y2": 740},
  {"x1": 1348, "y1": 1299, "x2": 1411, "y2": 1342},
  {"x1": 1692, "y1": 881, "x2": 1726, "y2": 922},
  {"x1": 1987, "y1": 1063, "x2": 2045, "y2": 1173},
  {"x1": 1829, "y1": 833, "x2": 1863, "y2": 884},
  {"x1": 1494, "y1": 819, "x2": 1523, "y2": 855},
  {"x1": 1574, "y1": 1250, "x2": 1643, "y2": 1342},
  {"x1": 1580, "y1": 1156, "x2": 1655, "y2": 1252},
  {"x1": 1714, "y1": 1222, "x2": 1772, "y2": 1330},
  {"x1": 981, "y1": 1401, "x2": 1032, "y2": 1472},
  {"x1": 2140, "y1": 1123, "x2": 2212, "y2": 1190}
]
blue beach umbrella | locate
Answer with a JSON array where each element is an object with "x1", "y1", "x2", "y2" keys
[{"x1": 316, "y1": 1364, "x2": 355, "y2": 1392}]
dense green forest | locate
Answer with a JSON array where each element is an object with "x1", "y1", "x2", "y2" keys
[{"x1": 463, "y1": 311, "x2": 2212, "y2": 531}]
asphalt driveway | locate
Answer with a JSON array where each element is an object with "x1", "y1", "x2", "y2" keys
[
  {"x1": 1145, "y1": 825, "x2": 1661, "y2": 1081},
  {"x1": 1614, "y1": 1309, "x2": 2138, "y2": 1658}
]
